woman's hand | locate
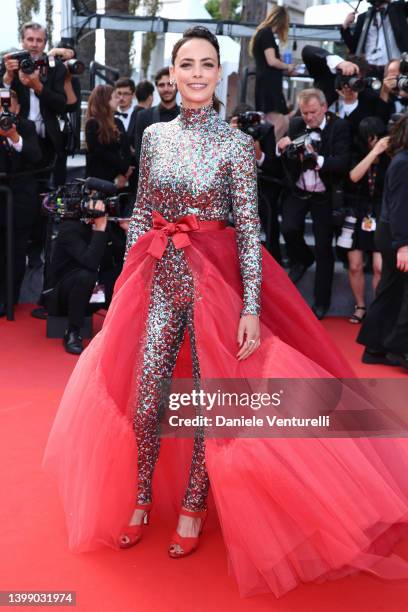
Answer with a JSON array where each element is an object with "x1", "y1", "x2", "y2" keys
[
  {"x1": 372, "y1": 136, "x2": 390, "y2": 156},
  {"x1": 236, "y1": 314, "x2": 260, "y2": 361},
  {"x1": 397, "y1": 246, "x2": 408, "y2": 272}
]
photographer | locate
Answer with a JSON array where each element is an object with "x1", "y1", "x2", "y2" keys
[
  {"x1": 341, "y1": 1, "x2": 408, "y2": 73},
  {"x1": 230, "y1": 103, "x2": 283, "y2": 263},
  {"x1": 1, "y1": 22, "x2": 66, "y2": 164},
  {"x1": 48, "y1": 41, "x2": 82, "y2": 187},
  {"x1": 46, "y1": 199, "x2": 123, "y2": 355},
  {"x1": 277, "y1": 88, "x2": 351, "y2": 319},
  {"x1": 0, "y1": 89, "x2": 42, "y2": 316},
  {"x1": 302, "y1": 46, "x2": 381, "y2": 130},
  {"x1": 376, "y1": 57, "x2": 408, "y2": 124},
  {"x1": 341, "y1": 117, "x2": 389, "y2": 324},
  {"x1": 357, "y1": 113, "x2": 408, "y2": 368}
]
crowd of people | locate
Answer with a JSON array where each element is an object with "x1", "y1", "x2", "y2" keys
[{"x1": 1, "y1": 7, "x2": 408, "y2": 369}]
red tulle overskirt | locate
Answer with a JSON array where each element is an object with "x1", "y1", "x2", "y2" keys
[{"x1": 43, "y1": 228, "x2": 408, "y2": 598}]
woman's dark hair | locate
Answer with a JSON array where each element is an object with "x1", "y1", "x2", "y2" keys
[
  {"x1": 171, "y1": 26, "x2": 222, "y2": 113},
  {"x1": 357, "y1": 116, "x2": 387, "y2": 153},
  {"x1": 86, "y1": 84, "x2": 119, "y2": 146},
  {"x1": 388, "y1": 113, "x2": 408, "y2": 157}
]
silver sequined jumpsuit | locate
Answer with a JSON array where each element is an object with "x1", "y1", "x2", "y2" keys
[{"x1": 126, "y1": 104, "x2": 262, "y2": 511}]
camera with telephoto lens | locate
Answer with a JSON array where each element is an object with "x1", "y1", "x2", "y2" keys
[
  {"x1": 337, "y1": 215, "x2": 357, "y2": 249},
  {"x1": 284, "y1": 131, "x2": 322, "y2": 170},
  {"x1": 42, "y1": 177, "x2": 132, "y2": 221},
  {"x1": 396, "y1": 53, "x2": 408, "y2": 93},
  {"x1": 6, "y1": 50, "x2": 50, "y2": 75},
  {"x1": 65, "y1": 58, "x2": 85, "y2": 75},
  {"x1": 0, "y1": 89, "x2": 17, "y2": 131},
  {"x1": 237, "y1": 111, "x2": 271, "y2": 141},
  {"x1": 334, "y1": 72, "x2": 381, "y2": 93}
]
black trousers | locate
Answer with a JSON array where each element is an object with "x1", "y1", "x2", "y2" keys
[
  {"x1": 258, "y1": 180, "x2": 282, "y2": 264},
  {"x1": 357, "y1": 221, "x2": 408, "y2": 353},
  {"x1": 0, "y1": 225, "x2": 32, "y2": 304},
  {"x1": 48, "y1": 269, "x2": 97, "y2": 330},
  {"x1": 281, "y1": 190, "x2": 334, "y2": 307}
]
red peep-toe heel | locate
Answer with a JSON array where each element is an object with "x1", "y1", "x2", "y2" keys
[
  {"x1": 168, "y1": 508, "x2": 207, "y2": 559},
  {"x1": 119, "y1": 502, "x2": 152, "y2": 549}
]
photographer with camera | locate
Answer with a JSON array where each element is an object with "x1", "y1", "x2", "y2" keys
[
  {"x1": 47, "y1": 199, "x2": 108, "y2": 354},
  {"x1": 230, "y1": 103, "x2": 283, "y2": 263},
  {"x1": 340, "y1": 117, "x2": 389, "y2": 325},
  {"x1": 302, "y1": 46, "x2": 382, "y2": 131},
  {"x1": 376, "y1": 57, "x2": 408, "y2": 124},
  {"x1": 341, "y1": 1, "x2": 408, "y2": 73},
  {"x1": 1, "y1": 22, "x2": 66, "y2": 163},
  {"x1": 357, "y1": 113, "x2": 408, "y2": 368},
  {"x1": 48, "y1": 41, "x2": 82, "y2": 187},
  {"x1": 0, "y1": 88, "x2": 42, "y2": 316},
  {"x1": 277, "y1": 88, "x2": 351, "y2": 319}
]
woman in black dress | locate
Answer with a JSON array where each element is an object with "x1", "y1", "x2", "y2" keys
[
  {"x1": 250, "y1": 5, "x2": 293, "y2": 115},
  {"x1": 345, "y1": 117, "x2": 389, "y2": 324},
  {"x1": 85, "y1": 84, "x2": 131, "y2": 186}
]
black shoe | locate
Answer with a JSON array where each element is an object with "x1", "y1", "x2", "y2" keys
[
  {"x1": 385, "y1": 352, "x2": 408, "y2": 370},
  {"x1": 311, "y1": 304, "x2": 329, "y2": 320},
  {"x1": 288, "y1": 263, "x2": 309, "y2": 284},
  {"x1": 31, "y1": 306, "x2": 48, "y2": 320},
  {"x1": 362, "y1": 348, "x2": 398, "y2": 366},
  {"x1": 63, "y1": 329, "x2": 83, "y2": 355},
  {"x1": 0, "y1": 303, "x2": 6, "y2": 317}
]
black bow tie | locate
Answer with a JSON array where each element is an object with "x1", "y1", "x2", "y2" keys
[
  {"x1": 306, "y1": 127, "x2": 321, "y2": 134},
  {"x1": 115, "y1": 111, "x2": 128, "y2": 119}
]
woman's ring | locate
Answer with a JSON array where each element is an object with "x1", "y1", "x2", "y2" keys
[{"x1": 249, "y1": 339, "x2": 256, "y2": 344}]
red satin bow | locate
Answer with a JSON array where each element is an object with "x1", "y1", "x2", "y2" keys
[{"x1": 147, "y1": 211, "x2": 200, "y2": 259}]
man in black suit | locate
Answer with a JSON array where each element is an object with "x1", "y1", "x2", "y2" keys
[
  {"x1": 0, "y1": 89, "x2": 42, "y2": 316},
  {"x1": 1, "y1": 22, "x2": 67, "y2": 164},
  {"x1": 134, "y1": 67, "x2": 180, "y2": 163},
  {"x1": 341, "y1": 0, "x2": 408, "y2": 72},
  {"x1": 114, "y1": 77, "x2": 154, "y2": 194},
  {"x1": 277, "y1": 88, "x2": 351, "y2": 319}
]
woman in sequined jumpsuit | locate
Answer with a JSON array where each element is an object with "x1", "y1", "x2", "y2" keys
[
  {"x1": 122, "y1": 29, "x2": 262, "y2": 553},
  {"x1": 44, "y1": 26, "x2": 408, "y2": 598}
]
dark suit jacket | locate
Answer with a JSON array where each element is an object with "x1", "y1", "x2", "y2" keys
[
  {"x1": 85, "y1": 118, "x2": 131, "y2": 183},
  {"x1": 282, "y1": 113, "x2": 351, "y2": 192},
  {"x1": 341, "y1": 2, "x2": 408, "y2": 56},
  {"x1": 380, "y1": 150, "x2": 408, "y2": 248},
  {"x1": 0, "y1": 58, "x2": 67, "y2": 156},
  {"x1": 0, "y1": 117, "x2": 42, "y2": 227}
]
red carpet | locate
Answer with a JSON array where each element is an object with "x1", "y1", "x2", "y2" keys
[{"x1": 1, "y1": 304, "x2": 408, "y2": 611}]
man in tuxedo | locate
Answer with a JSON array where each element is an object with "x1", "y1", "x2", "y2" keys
[
  {"x1": 277, "y1": 88, "x2": 351, "y2": 319},
  {"x1": 341, "y1": 0, "x2": 408, "y2": 72},
  {"x1": 376, "y1": 58, "x2": 408, "y2": 123},
  {"x1": 0, "y1": 89, "x2": 42, "y2": 316},
  {"x1": 134, "y1": 67, "x2": 180, "y2": 162}
]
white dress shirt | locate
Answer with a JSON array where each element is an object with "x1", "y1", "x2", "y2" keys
[
  {"x1": 116, "y1": 100, "x2": 136, "y2": 132},
  {"x1": 364, "y1": 11, "x2": 400, "y2": 66}
]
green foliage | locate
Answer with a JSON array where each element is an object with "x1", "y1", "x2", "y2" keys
[{"x1": 205, "y1": 0, "x2": 242, "y2": 21}]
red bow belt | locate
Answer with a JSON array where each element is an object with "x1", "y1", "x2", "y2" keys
[{"x1": 147, "y1": 210, "x2": 227, "y2": 259}]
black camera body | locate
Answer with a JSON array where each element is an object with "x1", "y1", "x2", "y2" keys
[
  {"x1": 65, "y1": 58, "x2": 85, "y2": 75},
  {"x1": 237, "y1": 111, "x2": 271, "y2": 141},
  {"x1": 0, "y1": 89, "x2": 17, "y2": 131},
  {"x1": 284, "y1": 131, "x2": 322, "y2": 170},
  {"x1": 334, "y1": 72, "x2": 381, "y2": 93},
  {"x1": 7, "y1": 50, "x2": 50, "y2": 75},
  {"x1": 42, "y1": 177, "x2": 132, "y2": 221}
]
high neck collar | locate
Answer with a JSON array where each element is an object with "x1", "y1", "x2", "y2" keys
[{"x1": 179, "y1": 103, "x2": 218, "y2": 129}]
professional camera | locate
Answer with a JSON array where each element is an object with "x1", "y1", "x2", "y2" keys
[
  {"x1": 42, "y1": 177, "x2": 132, "y2": 221},
  {"x1": 396, "y1": 53, "x2": 408, "y2": 93},
  {"x1": 0, "y1": 89, "x2": 17, "y2": 131},
  {"x1": 237, "y1": 111, "x2": 271, "y2": 141},
  {"x1": 284, "y1": 131, "x2": 322, "y2": 170},
  {"x1": 6, "y1": 50, "x2": 51, "y2": 76},
  {"x1": 334, "y1": 72, "x2": 381, "y2": 93},
  {"x1": 65, "y1": 58, "x2": 85, "y2": 75}
]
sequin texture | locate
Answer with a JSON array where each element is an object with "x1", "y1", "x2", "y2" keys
[{"x1": 126, "y1": 104, "x2": 262, "y2": 510}]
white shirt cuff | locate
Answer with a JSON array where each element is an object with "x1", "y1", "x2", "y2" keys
[
  {"x1": 326, "y1": 54, "x2": 345, "y2": 74},
  {"x1": 8, "y1": 135, "x2": 23, "y2": 152},
  {"x1": 256, "y1": 152, "x2": 266, "y2": 167},
  {"x1": 275, "y1": 144, "x2": 282, "y2": 157},
  {"x1": 316, "y1": 155, "x2": 324, "y2": 169}
]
